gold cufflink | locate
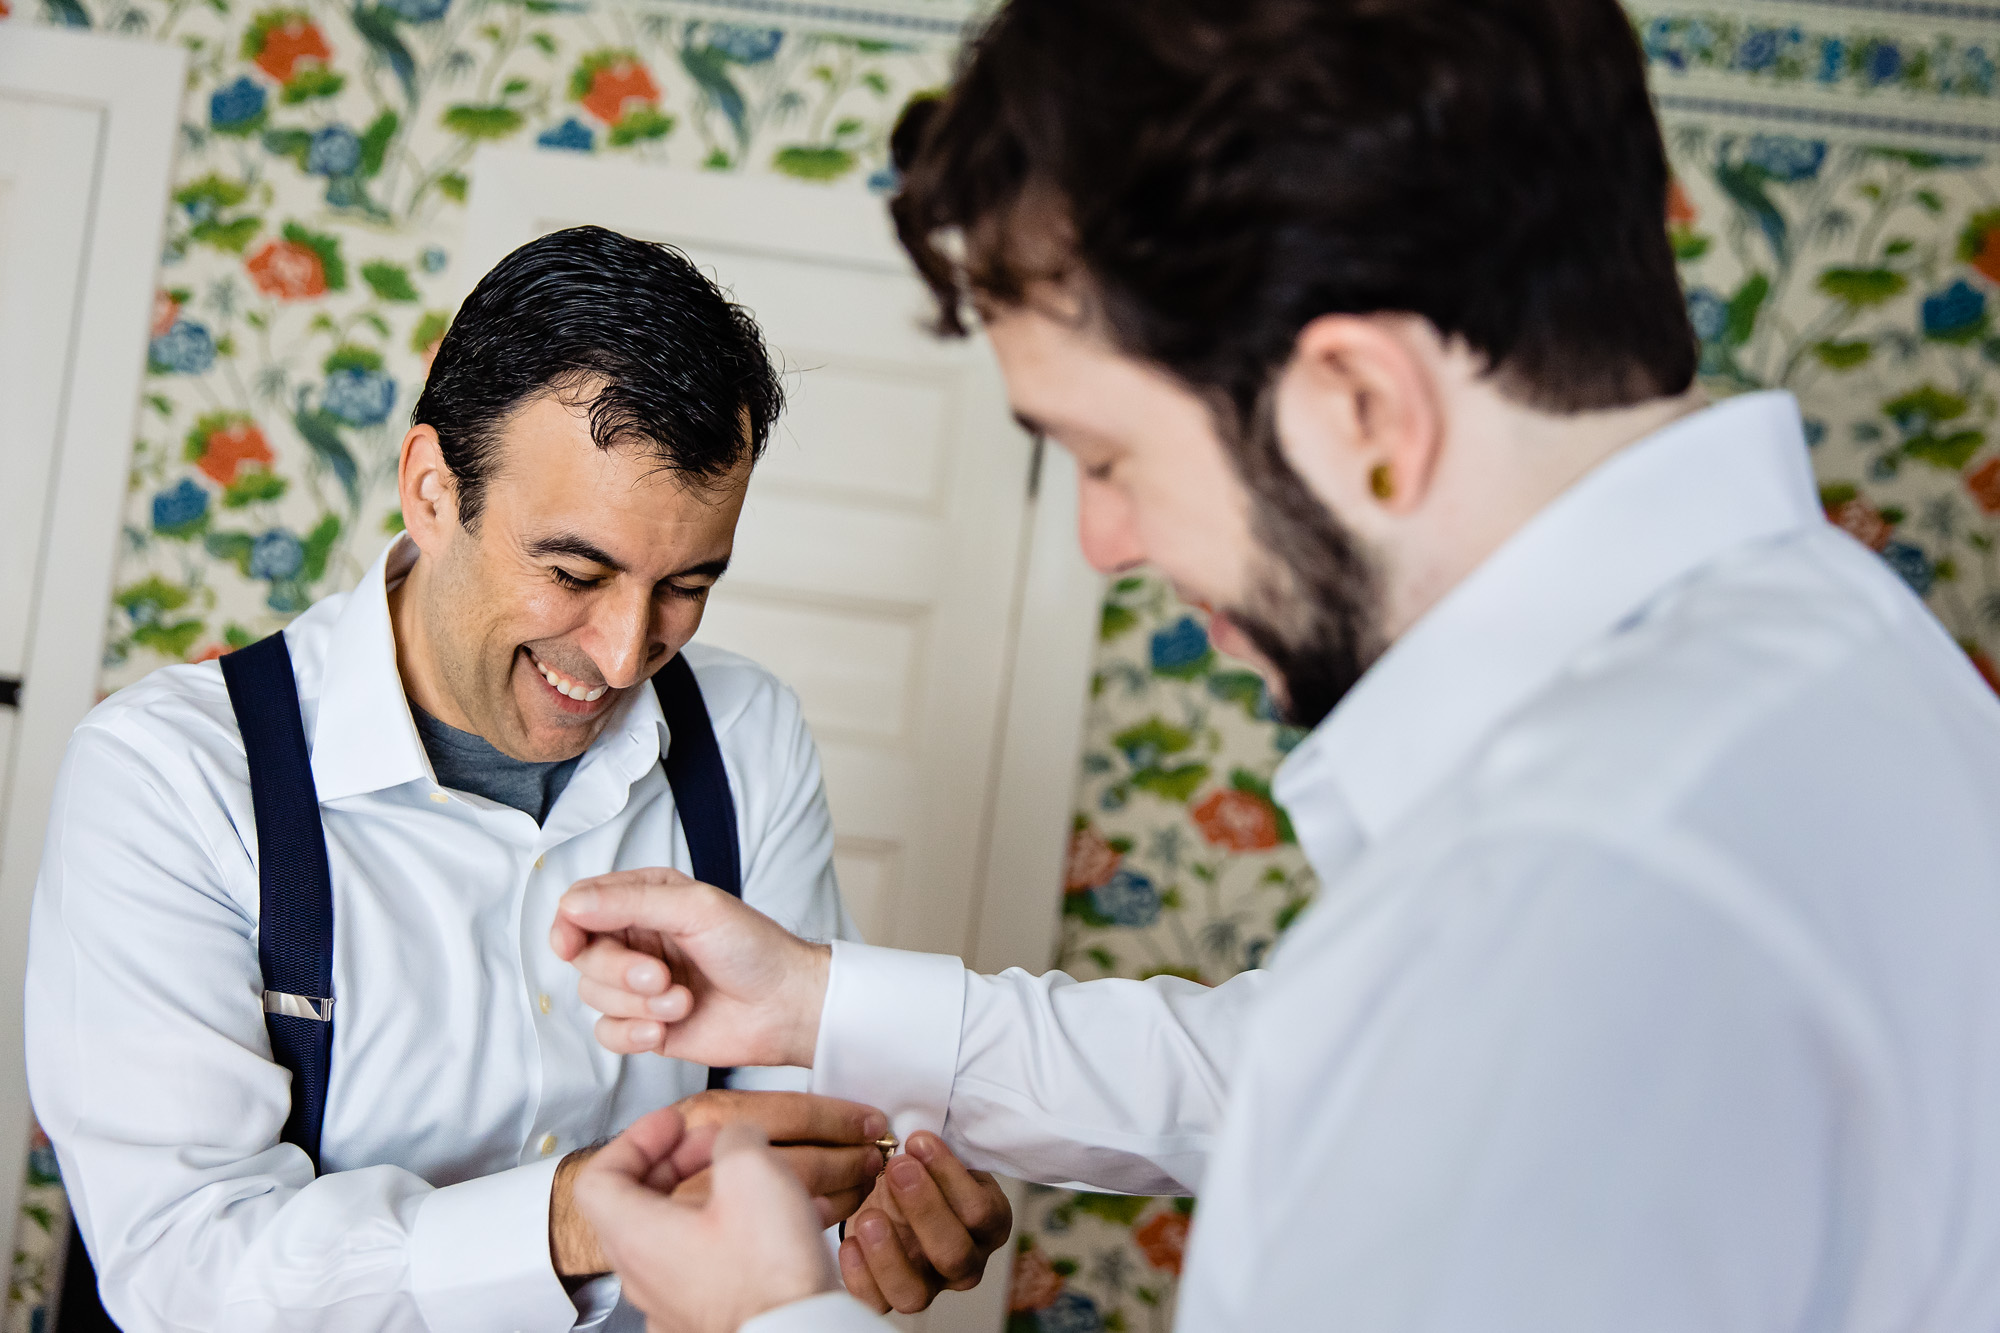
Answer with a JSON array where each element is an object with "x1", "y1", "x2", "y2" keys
[{"x1": 874, "y1": 1134, "x2": 900, "y2": 1157}]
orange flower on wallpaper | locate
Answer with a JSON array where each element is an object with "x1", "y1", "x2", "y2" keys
[
  {"x1": 579, "y1": 57, "x2": 659, "y2": 125},
  {"x1": 1962, "y1": 211, "x2": 2000, "y2": 287},
  {"x1": 195, "y1": 419, "x2": 274, "y2": 486},
  {"x1": 1191, "y1": 788, "x2": 1280, "y2": 852},
  {"x1": 1007, "y1": 1245, "x2": 1065, "y2": 1313},
  {"x1": 1064, "y1": 826, "x2": 1122, "y2": 892},
  {"x1": 1967, "y1": 457, "x2": 2000, "y2": 517},
  {"x1": 1666, "y1": 177, "x2": 1697, "y2": 227},
  {"x1": 247, "y1": 238, "x2": 328, "y2": 299},
  {"x1": 251, "y1": 14, "x2": 331, "y2": 83},
  {"x1": 1133, "y1": 1209, "x2": 1190, "y2": 1275},
  {"x1": 150, "y1": 290, "x2": 182, "y2": 338},
  {"x1": 1826, "y1": 494, "x2": 1894, "y2": 551}
]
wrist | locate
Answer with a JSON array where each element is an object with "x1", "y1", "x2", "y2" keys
[
  {"x1": 785, "y1": 941, "x2": 833, "y2": 1068},
  {"x1": 549, "y1": 1147, "x2": 607, "y2": 1278}
]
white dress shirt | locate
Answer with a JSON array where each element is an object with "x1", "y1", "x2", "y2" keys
[
  {"x1": 26, "y1": 535, "x2": 857, "y2": 1333},
  {"x1": 757, "y1": 392, "x2": 2000, "y2": 1332}
]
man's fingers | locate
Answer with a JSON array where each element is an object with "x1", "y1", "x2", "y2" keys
[
  {"x1": 773, "y1": 1144, "x2": 885, "y2": 1201},
  {"x1": 907, "y1": 1133, "x2": 1013, "y2": 1246},
  {"x1": 839, "y1": 1236, "x2": 893, "y2": 1314},
  {"x1": 571, "y1": 936, "x2": 676, "y2": 999},
  {"x1": 579, "y1": 976, "x2": 692, "y2": 1022},
  {"x1": 817, "y1": 1186, "x2": 871, "y2": 1227},
  {"x1": 589, "y1": 1106, "x2": 687, "y2": 1184},
  {"x1": 881, "y1": 1156, "x2": 980, "y2": 1285},
  {"x1": 559, "y1": 870, "x2": 723, "y2": 937},
  {"x1": 593, "y1": 1014, "x2": 666, "y2": 1055},
  {"x1": 678, "y1": 1091, "x2": 887, "y2": 1147},
  {"x1": 549, "y1": 914, "x2": 589, "y2": 962},
  {"x1": 852, "y1": 1211, "x2": 938, "y2": 1314}
]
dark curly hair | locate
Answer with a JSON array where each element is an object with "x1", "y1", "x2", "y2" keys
[
  {"x1": 890, "y1": 0, "x2": 1695, "y2": 433},
  {"x1": 413, "y1": 225, "x2": 783, "y2": 526}
]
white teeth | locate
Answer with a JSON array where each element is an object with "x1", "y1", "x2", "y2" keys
[{"x1": 530, "y1": 656, "x2": 606, "y2": 704}]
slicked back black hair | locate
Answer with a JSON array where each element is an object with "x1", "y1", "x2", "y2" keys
[{"x1": 414, "y1": 225, "x2": 783, "y2": 525}]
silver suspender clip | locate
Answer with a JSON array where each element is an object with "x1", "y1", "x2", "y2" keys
[{"x1": 262, "y1": 991, "x2": 334, "y2": 1022}]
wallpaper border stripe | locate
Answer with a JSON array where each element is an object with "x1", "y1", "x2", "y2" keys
[{"x1": 1653, "y1": 91, "x2": 2000, "y2": 143}]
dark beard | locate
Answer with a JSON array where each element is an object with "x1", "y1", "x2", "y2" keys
[{"x1": 1219, "y1": 400, "x2": 1383, "y2": 730}]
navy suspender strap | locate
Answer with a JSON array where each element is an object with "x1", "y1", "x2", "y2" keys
[
  {"x1": 220, "y1": 632, "x2": 336, "y2": 1174},
  {"x1": 219, "y1": 639, "x2": 745, "y2": 1174},
  {"x1": 651, "y1": 653, "x2": 743, "y2": 1092}
]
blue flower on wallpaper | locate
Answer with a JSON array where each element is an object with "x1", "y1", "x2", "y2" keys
[
  {"x1": 1150, "y1": 615, "x2": 1212, "y2": 675},
  {"x1": 1744, "y1": 134, "x2": 1825, "y2": 182},
  {"x1": 1863, "y1": 41, "x2": 1903, "y2": 84},
  {"x1": 1029, "y1": 1290, "x2": 1105, "y2": 1333},
  {"x1": 324, "y1": 368, "x2": 397, "y2": 426},
  {"x1": 384, "y1": 0, "x2": 451, "y2": 21},
  {"x1": 149, "y1": 320, "x2": 216, "y2": 375},
  {"x1": 1816, "y1": 37, "x2": 1845, "y2": 82},
  {"x1": 1881, "y1": 541, "x2": 1932, "y2": 596},
  {"x1": 1922, "y1": 281, "x2": 1988, "y2": 343},
  {"x1": 867, "y1": 165, "x2": 899, "y2": 195},
  {"x1": 250, "y1": 529, "x2": 306, "y2": 582},
  {"x1": 307, "y1": 126, "x2": 364, "y2": 178},
  {"x1": 151, "y1": 479, "x2": 210, "y2": 537},
  {"x1": 1733, "y1": 28, "x2": 1781, "y2": 73},
  {"x1": 1803, "y1": 418, "x2": 1827, "y2": 448},
  {"x1": 209, "y1": 77, "x2": 266, "y2": 132},
  {"x1": 538, "y1": 118, "x2": 596, "y2": 152},
  {"x1": 1685, "y1": 287, "x2": 1729, "y2": 344},
  {"x1": 709, "y1": 23, "x2": 783, "y2": 64},
  {"x1": 1091, "y1": 868, "x2": 1162, "y2": 928},
  {"x1": 420, "y1": 246, "x2": 448, "y2": 274}
]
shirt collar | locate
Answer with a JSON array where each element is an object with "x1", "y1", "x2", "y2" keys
[
  {"x1": 311, "y1": 535, "x2": 431, "y2": 801},
  {"x1": 309, "y1": 533, "x2": 672, "y2": 805},
  {"x1": 1273, "y1": 390, "x2": 1822, "y2": 863}
]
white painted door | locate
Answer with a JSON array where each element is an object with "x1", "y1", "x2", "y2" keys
[
  {"x1": 463, "y1": 152, "x2": 1104, "y2": 1332},
  {"x1": 0, "y1": 96, "x2": 99, "y2": 850},
  {"x1": 0, "y1": 23, "x2": 187, "y2": 1263}
]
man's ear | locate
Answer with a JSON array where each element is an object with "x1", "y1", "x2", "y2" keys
[
  {"x1": 397, "y1": 424, "x2": 461, "y2": 553},
  {"x1": 1270, "y1": 314, "x2": 1446, "y2": 524}
]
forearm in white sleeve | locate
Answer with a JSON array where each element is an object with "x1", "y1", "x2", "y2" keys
[
  {"x1": 812, "y1": 941, "x2": 1266, "y2": 1195},
  {"x1": 26, "y1": 727, "x2": 581, "y2": 1333}
]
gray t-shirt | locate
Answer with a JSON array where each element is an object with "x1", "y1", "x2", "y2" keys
[{"x1": 409, "y1": 703, "x2": 581, "y2": 824}]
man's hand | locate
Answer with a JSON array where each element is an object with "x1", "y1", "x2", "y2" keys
[
  {"x1": 838, "y1": 1132, "x2": 1014, "y2": 1315},
  {"x1": 549, "y1": 1089, "x2": 888, "y2": 1277},
  {"x1": 551, "y1": 868, "x2": 830, "y2": 1068},
  {"x1": 574, "y1": 1108, "x2": 841, "y2": 1333}
]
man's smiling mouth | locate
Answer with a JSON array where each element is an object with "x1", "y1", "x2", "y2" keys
[{"x1": 527, "y1": 650, "x2": 608, "y2": 703}]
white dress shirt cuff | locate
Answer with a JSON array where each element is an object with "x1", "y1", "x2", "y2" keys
[
  {"x1": 810, "y1": 941, "x2": 965, "y2": 1142},
  {"x1": 410, "y1": 1156, "x2": 581, "y2": 1332},
  {"x1": 741, "y1": 1291, "x2": 890, "y2": 1333}
]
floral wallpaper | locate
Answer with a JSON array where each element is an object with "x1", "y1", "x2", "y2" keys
[{"x1": 10, "y1": 0, "x2": 2000, "y2": 1326}]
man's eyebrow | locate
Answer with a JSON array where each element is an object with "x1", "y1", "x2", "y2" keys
[
  {"x1": 669, "y1": 557, "x2": 731, "y2": 582},
  {"x1": 524, "y1": 533, "x2": 624, "y2": 571},
  {"x1": 1012, "y1": 410, "x2": 1050, "y2": 440}
]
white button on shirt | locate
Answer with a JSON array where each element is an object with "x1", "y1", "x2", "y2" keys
[
  {"x1": 26, "y1": 535, "x2": 857, "y2": 1333},
  {"x1": 767, "y1": 393, "x2": 2000, "y2": 1332}
]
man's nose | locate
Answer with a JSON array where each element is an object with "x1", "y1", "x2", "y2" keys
[
  {"x1": 589, "y1": 590, "x2": 658, "y2": 691},
  {"x1": 1076, "y1": 481, "x2": 1146, "y2": 575}
]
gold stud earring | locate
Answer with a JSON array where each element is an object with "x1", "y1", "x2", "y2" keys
[{"x1": 1369, "y1": 464, "x2": 1395, "y2": 500}]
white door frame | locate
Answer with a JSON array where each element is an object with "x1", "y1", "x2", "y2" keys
[{"x1": 0, "y1": 23, "x2": 188, "y2": 1246}]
